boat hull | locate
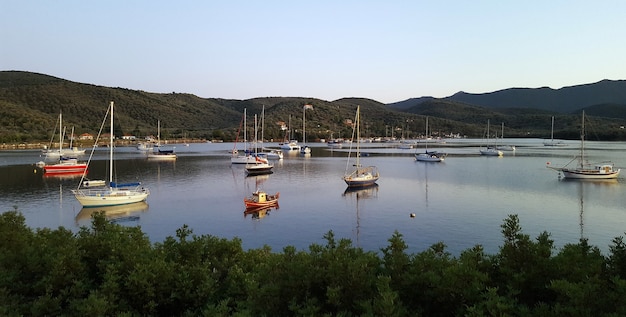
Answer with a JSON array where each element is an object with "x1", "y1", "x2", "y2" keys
[
  {"x1": 415, "y1": 152, "x2": 446, "y2": 162},
  {"x1": 561, "y1": 169, "x2": 620, "y2": 180},
  {"x1": 243, "y1": 191, "x2": 280, "y2": 208},
  {"x1": 44, "y1": 163, "x2": 88, "y2": 174},
  {"x1": 73, "y1": 188, "x2": 150, "y2": 207}
]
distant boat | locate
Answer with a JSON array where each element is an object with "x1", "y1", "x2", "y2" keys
[
  {"x1": 547, "y1": 111, "x2": 620, "y2": 179},
  {"x1": 415, "y1": 117, "x2": 447, "y2": 162},
  {"x1": 147, "y1": 120, "x2": 177, "y2": 160},
  {"x1": 479, "y1": 120, "x2": 503, "y2": 156},
  {"x1": 136, "y1": 142, "x2": 154, "y2": 151},
  {"x1": 496, "y1": 122, "x2": 516, "y2": 151},
  {"x1": 243, "y1": 190, "x2": 279, "y2": 209},
  {"x1": 72, "y1": 101, "x2": 150, "y2": 207},
  {"x1": 279, "y1": 114, "x2": 300, "y2": 151},
  {"x1": 42, "y1": 113, "x2": 85, "y2": 158},
  {"x1": 544, "y1": 116, "x2": 568, "y2": 147},
  {"x1": 42, "y1": 113, "x2": 88, "y2": 175},
  {"x1": 300, "y1": 104, "x2": 313, "y2": 156},
  {"x1": 343, "y1": 106, "x2": 379, "y2": 188},
  {"x1": 246, "y1": 114, "x2": 274, "y2": 176}
]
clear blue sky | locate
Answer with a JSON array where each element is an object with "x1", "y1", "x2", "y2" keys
[{"x1": 2, "y1": 1, "x2": 625, "y2": 104}]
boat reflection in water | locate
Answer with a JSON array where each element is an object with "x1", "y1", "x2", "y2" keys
[
  {"x1": 75, "y1": 201, "x2": 149, "y2": 225},
  {"x1": 244, "y1": 205, "x2": 278, "y2": 220},
  {"x1": 342, "y1": 184, "x2": 379, "y2": 247}
]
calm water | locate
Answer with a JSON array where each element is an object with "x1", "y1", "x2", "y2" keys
[{"x1": 1, "y1": 139, "x2": 626, "y2": 256}]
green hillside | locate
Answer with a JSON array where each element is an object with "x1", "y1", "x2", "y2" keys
[{"x1": 2, "y1": 71, "x2": 626, "y2": 143}]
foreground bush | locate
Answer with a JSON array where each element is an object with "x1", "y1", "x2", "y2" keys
[{"x1": 1, "y1": 210, "x2": 626, "y2": 316}]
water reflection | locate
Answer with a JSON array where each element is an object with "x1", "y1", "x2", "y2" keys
[
  {"x1": 342, "y1": 184, "x2": 379, "y2": 246},
  {"x1": 243, "y1": 205, "x2": 278, "y2": 220},
  {"x1": 75, "y1": 201, "x2": 149, "y2": 224}
]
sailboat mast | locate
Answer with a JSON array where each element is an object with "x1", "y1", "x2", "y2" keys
[
  {"x1": 261, "y1": 105, "x2": 265, "y2": 142},
  {"x1": 356, "y1": 106, "x2": 360, "y2": 168},
  {"x1": 109, "y1": 101, "x2": 114, "y2": 184},
  {"x1": 59, "y1": 112, "x2": 63, "y2": 153},
  {"x1": 580, "y1": 111, "x2": 585, "y2": 168},
  {"x1": 551, "y1": 116, "x2": 555, "y2": 141}
]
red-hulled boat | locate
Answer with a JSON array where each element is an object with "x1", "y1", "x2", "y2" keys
[{"x1": 243, "y1": 190, "x2": 279, "y2": 209}]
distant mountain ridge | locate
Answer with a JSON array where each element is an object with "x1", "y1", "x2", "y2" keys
[{"x1": 389, "y1": 79, "x2": 626, "y2": 114}]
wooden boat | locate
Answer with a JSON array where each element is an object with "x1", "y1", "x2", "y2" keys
[{"x1": 244, "y1": 190, "x2": 279, "y2": 209}]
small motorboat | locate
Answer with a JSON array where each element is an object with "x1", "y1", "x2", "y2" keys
[{"x1": 244, "y1": 190, "x2": 279, "y2": 209}]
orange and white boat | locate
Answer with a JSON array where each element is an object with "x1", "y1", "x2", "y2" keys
[{"x1": 243, "y1": 190, "x2": 279, "y2": 209}]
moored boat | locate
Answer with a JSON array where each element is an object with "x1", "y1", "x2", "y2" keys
[{"x1": 243, "y1": 190, "x2": 279, "y2": 209}]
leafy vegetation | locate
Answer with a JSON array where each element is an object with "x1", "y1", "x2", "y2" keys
[
  {"x1": 3, "y1": 209, "x2": 626, "y2": 316},
  {"x1": 2, "y1": 71, "x2": 626, "y2": 144}
]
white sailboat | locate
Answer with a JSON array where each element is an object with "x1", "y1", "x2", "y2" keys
[
  {"x1": 279, "y1": 114, "x2": 300, "y2": 151},
  {"x1": 231, "y1": 108, "x2": 269, "y2": 164},
  {"x1": 246, "y1": 114, "x2": 274, "y2": 176},
  {"x1": 479, "y1": 119, "x2": 503, "y2": 156},
  {"x1": 257, "y1": 105, "x2": 283, "y2": 160},
  {"x1": 300, "y1": 104, "x2": 312, "y2": 155},
  {"x1": 147, "y1": 120, "x2": 177, "y2": 160},
  {"x1": 496, "y1": 122, "x2": 516, "y2": 151},
  {"x1": 544, "y1": 116, "x2": 567, "y2": 146},
  {"x1": 415, "y1": 116, "x2": 447, "y2": 162},
  {"x1": 547, "y1": 111, "x2": 620, "y2": 179},
  {"x1": 343, "y1": 106, "x2": 379, "y2": 188},
  {"x1": 72, "y1": 101, "x2": 150, "y2": 207},
  {"x1": 41, "y1": 113, "x2": 88, "y2": 175}
]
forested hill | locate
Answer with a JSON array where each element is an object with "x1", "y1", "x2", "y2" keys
[
  {"x1": 389, "y1": 79, "x2": 626, "y2": 115},
  {"x1": 0, "y1": 71, "x2": 409, "y2": 143},
  {"x1": 2, "y1": 71, "x2": 626, "y2": 143}
]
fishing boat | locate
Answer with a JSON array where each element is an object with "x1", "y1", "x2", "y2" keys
[
  {"x1": 72, "y1": 101, "x2": 150, "y2": 207},
  {"x1": 147, "y1": 120, "x2": 177, "y2": 160},
  {"x1": 479, "y1": 120, "x2": 503, "y2": 156},
  {"x1": 415, "y1": 117, "x2": 447, "y2": 162},
  {"x1": 243, "y1": 190, "x2": 279, "y2": 209},
  {"x1": 547, "y1": 111, "x2": 620, "y2": 179},
  {"x1": 343, "y1": 106, "x2": 379, "y2": 188}
]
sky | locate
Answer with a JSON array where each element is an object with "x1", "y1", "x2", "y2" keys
[{"x1": 2, "y1": 1, "x2": 626, "y2": 104}]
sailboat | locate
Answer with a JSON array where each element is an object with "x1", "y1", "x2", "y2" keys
[
  {"x1": 544, "y1": 116, "x2": 567, "y2": 146},
  {"x1": 479, "y1": 119, "x2": 503, "y2": 156},
  {"x1": 231, "y1": 108, "x2": 269, "y2": 164},
  {"x1": 300, "y1": 104, "x2": 312, "y2": 155},
  {"x1": 415, "y1": 116, "x2": 447, "y2": 162},
  {"x1": 42, "y1": 113, "x2": 88, "y2": 175},
  {"x1": 279, "y1": 114, "x2": 300, "y2": 151},
  {"x1": 72, "y1": 101, "x2": 150, "y2": 207},
  {"x1": 547, "y1": 111, "x2": 620, "y2": 179},
  {"x1": 245, "y1": 114, "x2": 274, "y2": 176},
  {"x1": 147, "y1": 120, "x2": 177, "y2": 160},
  {"x1": 256, "y1": 105, "x2": 283, "y2": 160},
  {"x1": 496, "y1": 122, "x2": 516, "y2": 151},
  {"x1": 343, "y1": 106, "x2": 379, "y2": 188}
]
